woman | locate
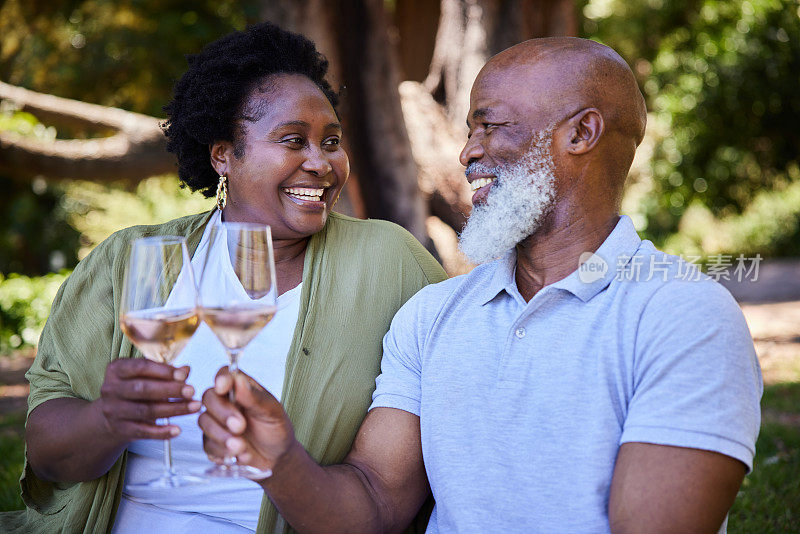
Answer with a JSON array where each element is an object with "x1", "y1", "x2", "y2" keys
[{"x1": 6, "y1": 22, "x2": 445, "y2": 533}]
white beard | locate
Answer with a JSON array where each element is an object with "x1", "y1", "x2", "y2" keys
[{"x1": 458, "y1": 127, "x2": 557, "y2": 265}]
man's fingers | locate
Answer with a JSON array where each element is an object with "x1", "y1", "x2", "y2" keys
[
  {"x1": 214, "y1": 367, "x2": 233, "y2": 395},
  {"x1": 111, "y1": 358, "x2": 187, "y2": 381},
  {"x1": 233, "y1": 372, "x2": 281, "y2": 415},
  {"x1": 202, "y1": 385, "x2": 246, "y2": 434},
  {"x1": 113, "y1": 400, "x2": 201, "y2": 421},
  {"x1": 199, "y1": 411, "x2": 234, "y2": 452}
]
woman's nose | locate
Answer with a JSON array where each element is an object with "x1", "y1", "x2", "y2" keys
[{"x1": 301, "y1": 147, "x2": 333, "y2": 176}]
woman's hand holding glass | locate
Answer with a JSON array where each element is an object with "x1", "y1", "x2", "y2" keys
[
  {"x1": 96, "y1": 359, "x2": 198, "y2": 443},
  {"x1": 118, "y1": 235, "x2": 204, "y2": 487}
]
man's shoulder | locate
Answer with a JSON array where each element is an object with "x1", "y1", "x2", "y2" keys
[
  {"x1": 618, "y1": 243, "x2": 747, "y2": 337},
  {"x1": 400, "y1": 262, "x2": 496, "y2": 312},
  {"x1": 629, "y1": 243, "x2": 738, "y2": 307}
]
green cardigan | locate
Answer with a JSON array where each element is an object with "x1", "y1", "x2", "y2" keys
[{"x1": 2, "y1": 210, "x2": 446, "y2": 534}]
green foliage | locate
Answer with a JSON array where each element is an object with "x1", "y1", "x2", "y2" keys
[
  {"x1": 0, "y1": 272, "x2": 69, "y2": 355},
  {"x1": 0, "y1": 0, "x2": 259, "y2": 116},
  {"x1": 584, "y1": 0, "x2": 800, "y2": 254},
  {"x1": 664, "y1": 174, "x2": 800, "y2": 259},
  {"x1": 0, "y1": 176, "x2": 212, "y2": 353},
  {"x1": 0, "y1": 109, "x2": 82, "y2": 274},
  {"x1": 0, "y1": 412, "x2": 25, "y2": 512},
  {"x1": 63, "y1": 176, "x2": 214, "y2": 257}
]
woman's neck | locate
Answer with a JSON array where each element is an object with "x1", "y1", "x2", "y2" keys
[{"x1": 272, "y1": 237, "x2": 309, "y2": 296}]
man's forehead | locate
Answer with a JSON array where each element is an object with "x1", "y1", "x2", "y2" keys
[{"x1": 468, "y1": 66, "x2": 555, "y2": 120}]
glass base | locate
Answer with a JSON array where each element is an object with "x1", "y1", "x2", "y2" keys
[
  {"x1": 126, "y1": 471, "x2": 207, "y2": 489},
  {"x1": 205, "y1": 463, "x2": 272, "y2": 480}
]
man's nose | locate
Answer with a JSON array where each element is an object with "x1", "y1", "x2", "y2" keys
[{"x1": 459, "y1": 135, "x2": 485, "y2": 168}]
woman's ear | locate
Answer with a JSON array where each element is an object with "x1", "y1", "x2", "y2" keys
[
  {"x1": 566, "y1": 108, "x2": 604, "y2": 155},
  {"x1": 210, "y1": 141, "x2": 233, "y2": 175}
]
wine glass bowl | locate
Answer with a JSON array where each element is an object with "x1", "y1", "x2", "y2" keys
[
  {"x1": 119, "y1": 235, "x2": 203, "y2": 488},
  {"x1": 199, "y1": 222, "x2": 278, "y2": 479}
]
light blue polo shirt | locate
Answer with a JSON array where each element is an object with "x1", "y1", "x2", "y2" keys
[{"x1": 370, "y1": 215, "x2": 762, "y2": 533}]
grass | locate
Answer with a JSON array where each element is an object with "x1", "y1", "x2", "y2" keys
[
  {"x1": 1, "y1": 384, "x2": 798, "y2": 529},
  {"x1": 729, "y1": 382, "x2": 800, "y2": 533}
]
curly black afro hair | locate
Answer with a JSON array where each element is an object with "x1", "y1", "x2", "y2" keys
[{"x1": 163, "y1": 22, "x2": 338, "y2": 197}]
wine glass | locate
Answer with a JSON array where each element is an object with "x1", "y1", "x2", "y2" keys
[
  {"x1": 119, "y1": 235, "x2": 204, "y2": 488},
  {"x1": 199, "y1": 222, "x2": 278, "y2": 479}
]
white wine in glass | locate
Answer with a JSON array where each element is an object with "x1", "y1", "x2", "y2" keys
[
  {"x1": 119, "y1": 236, "x2": 203, "y2": 488},
  {"x1": 200, "y1": 222, "x2": 278, "y2": 479}
]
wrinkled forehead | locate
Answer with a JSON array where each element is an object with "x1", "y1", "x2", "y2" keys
[{"x1": 468, "y1": 61, "x2": 566, "y2": 123}]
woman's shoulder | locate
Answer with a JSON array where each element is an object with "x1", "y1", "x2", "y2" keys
[
  {"x1": 107, "y1": 211, "x2": 211, "y2": 243},
  {"x1": 72, "y1": 211, "x2": 212, "y2": 278},
  {"x1": 325, "y1": 212, "x2": 447, "y2": 283},
  {"x1": 327, "y1": 212, "x2": 421, "y2": 248}
]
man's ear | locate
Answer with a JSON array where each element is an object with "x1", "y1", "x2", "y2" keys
[
  {"x1": 210, "y1": 141, "x2": 233, "y2": 176},
  {"x1": 565, "y1": 108, "x2": 604, "y2": 155}
]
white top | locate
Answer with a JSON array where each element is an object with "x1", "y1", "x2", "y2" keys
[{"x1": 114, "y1": 211, "x2": 301, "y2": 532}]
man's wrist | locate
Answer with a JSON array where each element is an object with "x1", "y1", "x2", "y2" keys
[{"x1": 258, "y1": 438, "x2": 306, "y2": 491}]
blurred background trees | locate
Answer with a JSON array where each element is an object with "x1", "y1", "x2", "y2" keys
[{"x1": 1, "y1": 0, "x2": 798, "y2": 352}]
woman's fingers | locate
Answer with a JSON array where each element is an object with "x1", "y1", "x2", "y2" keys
[
  {"x1": 114, "y1": 378, "x2": 194, "y2": 401},
  {"x1": 119, "y1": 420, "x2": 181, "y2": 440},
  {"x1": 109, "y1": 359, "x2": 188, "y2": 381},
  {"x1": 112, "y1": 399, "x2": 201, "y2": 421}
]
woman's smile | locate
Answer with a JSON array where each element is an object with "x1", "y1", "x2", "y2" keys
[{"x1": 212, "y1": 73, "x2": 350, "y2": 240}]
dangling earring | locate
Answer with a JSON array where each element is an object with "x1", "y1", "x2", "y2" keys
[{"x1": 216, "y1": 174, "x2": 227, "y2": 211}]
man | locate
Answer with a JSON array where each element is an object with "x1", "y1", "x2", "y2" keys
[{"x1": 200, "y1": 37, "x2": 762, "y2": 533}]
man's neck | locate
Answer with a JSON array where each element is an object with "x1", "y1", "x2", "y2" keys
[{"x1": 514, "y1": 209, "x2": 619, "y2": 302}]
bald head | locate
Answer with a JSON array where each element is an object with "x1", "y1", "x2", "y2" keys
[{"x1": 483, "y1": 37, "x2": 646, "y2": 146}]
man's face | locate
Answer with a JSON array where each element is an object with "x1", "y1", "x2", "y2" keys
[{"x1": 457, "y1": 67, "x2": 559, "y2": 264}]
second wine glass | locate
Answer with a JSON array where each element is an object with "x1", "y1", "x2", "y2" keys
[
  {"x1": 199, "y1": 222, "x2": 278, "y2": 479},
  {"x1": 119, "y1": 235, "x2": 204, "y2": 488}
]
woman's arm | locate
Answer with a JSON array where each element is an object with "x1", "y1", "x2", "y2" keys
[{"x1": 26, "y1": 359, "x2": 200, "y2": 483}]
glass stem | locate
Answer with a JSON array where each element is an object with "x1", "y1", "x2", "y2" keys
[
  {"x1": 163, "y1": 416, "x2": 175, "y2": 476},
  {"x1": 224, "y1": 349, "x2": 243, "y2": 467}
]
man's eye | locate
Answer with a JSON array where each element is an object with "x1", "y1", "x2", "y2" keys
[{"x1": 483, "y1": 123, "x2": 497, "y2": 132}]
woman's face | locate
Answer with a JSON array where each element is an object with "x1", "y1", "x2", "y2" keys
[{"x1": 213, "y1": 74, "x2": 349, "y2": 241}]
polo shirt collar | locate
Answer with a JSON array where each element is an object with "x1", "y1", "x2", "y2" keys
[
  {"x1": 477, "y1": 249, "x2": 518, "y2": 306},
  {"x1": 551, "y1": 215, "x2": 642, "y2": 302},
  {"x1": 477, "y1": 215, "x2": 642, "y2": 305}
]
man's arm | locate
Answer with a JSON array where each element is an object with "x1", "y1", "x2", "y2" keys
[
  {"x1": 200, "y1": 369, "x2": 429, "y2": 534},
  {"x1": 608, "y1": 442, "x2": 746, "y2": 534}
]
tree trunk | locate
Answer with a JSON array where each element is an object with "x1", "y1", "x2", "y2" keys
[
  {"x1": 262, "y1": 0, "x2": 431, "y2": 248},
  {"x1": 0, "y1": 81, "x2": 174, "y2": 182},
  {"x1": 416, "y1": 0, "x2": 578, "y2": 131}
]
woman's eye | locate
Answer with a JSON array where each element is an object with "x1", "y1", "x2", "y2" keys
[
  {"x1": 323, "y1": 137, "x2": 341, "y2": 149},
  {"x1": 283, "y1": 136, "x2": 305, "y2": 146}
]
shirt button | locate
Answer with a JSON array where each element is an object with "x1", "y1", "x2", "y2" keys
[{"x1": 515, "y1": 327, "x2": 526, "y2": 339}]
